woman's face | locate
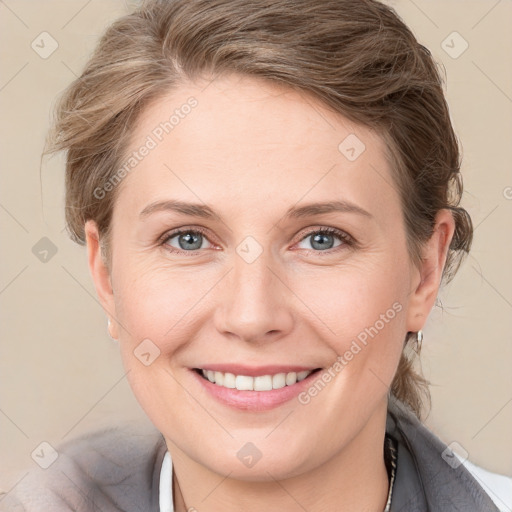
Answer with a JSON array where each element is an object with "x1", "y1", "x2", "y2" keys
[{"x1": 87, "y1": 74, "x2": 449, "y2": 480}]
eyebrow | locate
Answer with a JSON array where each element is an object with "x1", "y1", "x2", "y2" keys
[
  {"x1": 284, "y1": 200, "x2": 373, "y2": 220},
  {"x1": 139, "y1": 200, "x2": 222, "y2": 221},
  {"x1": 139, "y1": 199, "x2": 373, "y2": 221}
]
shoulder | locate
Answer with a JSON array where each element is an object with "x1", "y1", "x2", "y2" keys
[
  {"x1": 387, "y1": 396, "x2": 504, "y2": 512},
  {"x1": 0, "y1": 420, "x2": 167, "y2": 512},
  {"x1": 454, "y1": 455, "x2": 512, "y2": 512}
]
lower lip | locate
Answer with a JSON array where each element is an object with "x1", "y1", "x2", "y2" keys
[{"x1": 190, "y1": 369, "x2": 323, "y2": 411}]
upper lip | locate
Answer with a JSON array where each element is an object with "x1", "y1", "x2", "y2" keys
[{"x1": 192, "y1": 364, "x2": 321, "y2": 377}]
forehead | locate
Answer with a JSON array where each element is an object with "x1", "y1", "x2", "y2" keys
[{"x1": 115, "y1": 74, "x2": 400, "y2": 223}]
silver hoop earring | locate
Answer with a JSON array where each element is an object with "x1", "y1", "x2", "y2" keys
[
  {"x1": 416, "y1": 330, "x2": 423, "y2": 351},
  {"x1": 107, "y1": 318, "x2": 118, "y2": 342}
]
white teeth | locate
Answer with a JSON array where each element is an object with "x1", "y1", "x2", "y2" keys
[
  {"x1": 297, "y1": 370, "x2": 310, "y2": 381},
  {"x1": 254, "y1": 375, "x2": 273, "y2": 391},
  {"x1": 223, "y1": 372, "x2": 236, "y2": 388},
  {"x1": 272, "y1": 373, "x2": 286, "y2": 389},
  {"x1": 200, "y1": 369, "x2": 315, "y2": 390},
  {"x1": 285, "y1": 372, "x2": 297, "y2": 386},
  {"x1": 235, "y1": 375, "x2": 253, "y2": 390},
  {"x1": 214, "y1": 371, "x2": 224, "y2": 386}
]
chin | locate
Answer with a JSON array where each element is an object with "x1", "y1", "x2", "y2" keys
[{"x1": 199, "y1": 444, "x2": 316, "y2": 482}]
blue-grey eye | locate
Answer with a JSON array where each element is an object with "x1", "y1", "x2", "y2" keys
[
  {"x1": 297, "y1": 230, "x2": 344, "y2": 251},
  {"x1": 166, "y1": 231, "x2": 210, "y2": 251}
]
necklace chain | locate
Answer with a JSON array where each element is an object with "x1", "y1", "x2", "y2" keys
[{"x1": 383, "y1": 435, "x2": 398, "y2": 512}]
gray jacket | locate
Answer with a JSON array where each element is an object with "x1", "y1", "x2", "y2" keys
[{"x1": 0, "y1": 397, "x2": 499, "y2": 511}]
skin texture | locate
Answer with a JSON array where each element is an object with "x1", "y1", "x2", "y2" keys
[{"x1": 85, "y1": 73, "x2": 455, "y2": 512}]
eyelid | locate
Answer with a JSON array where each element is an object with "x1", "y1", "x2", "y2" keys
[
  {"x1": 159, "y1": 225, "x2": 355, "y2": 255},
  {"x1": 292, "y1": 226, "x2": 355, "y2": 251},
  {"x1": 158, "y1": 226, "x2": 217, "y2": 252}
]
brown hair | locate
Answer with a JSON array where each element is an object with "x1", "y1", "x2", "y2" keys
[{"x1": 44, "y1": 0, "x2": 473, "y2": 418}]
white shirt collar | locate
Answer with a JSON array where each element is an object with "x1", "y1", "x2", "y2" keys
[{"x1": 159, "y1": 451, "x2": 174, "y2": 512}]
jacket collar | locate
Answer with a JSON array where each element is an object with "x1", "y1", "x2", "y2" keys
[{"x1": 386, "y1": 396, "x2": 499, "y2": 511}]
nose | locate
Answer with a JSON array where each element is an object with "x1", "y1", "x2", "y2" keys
[{"x1": 213, "y1": 249, "x2": 294, "y2": 344}]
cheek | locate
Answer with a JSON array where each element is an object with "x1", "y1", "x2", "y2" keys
[
  {"x1": 111, "y1": 260, "x2": 205, "y2": 428},
  {"x1": 290, "y1": 253, "x2": 409, "y2": 391},
  {"x1": 112, "y1": 254, "x2": 210, "y2": 344},
  {"x1": 292, "y1": 250, "x2": 408, "y2": 335}
]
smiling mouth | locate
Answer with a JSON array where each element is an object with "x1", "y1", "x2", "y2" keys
[{"x1": 193, "y1": 368, "x2": 323, "y2": 391}]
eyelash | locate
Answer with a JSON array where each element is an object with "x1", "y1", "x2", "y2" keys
[{"x1": 158, "y1": 226, "x2": 355, "y2": 256}]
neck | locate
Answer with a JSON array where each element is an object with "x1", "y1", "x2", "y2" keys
[{"x1": 169, "y1": 400, "x2": 390, "y2": 512}]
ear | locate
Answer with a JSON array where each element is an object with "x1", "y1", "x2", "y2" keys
[
  {"x1": 406, "y1": 209, "x2": 456, "y2": 332},
  {"x1": 84, "y1": 220, "x2": 119, "y2": 339}
]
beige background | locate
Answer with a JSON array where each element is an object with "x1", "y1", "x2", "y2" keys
[{"x1": 1, "y1": 0, "x2": 511, "y2": 497}]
